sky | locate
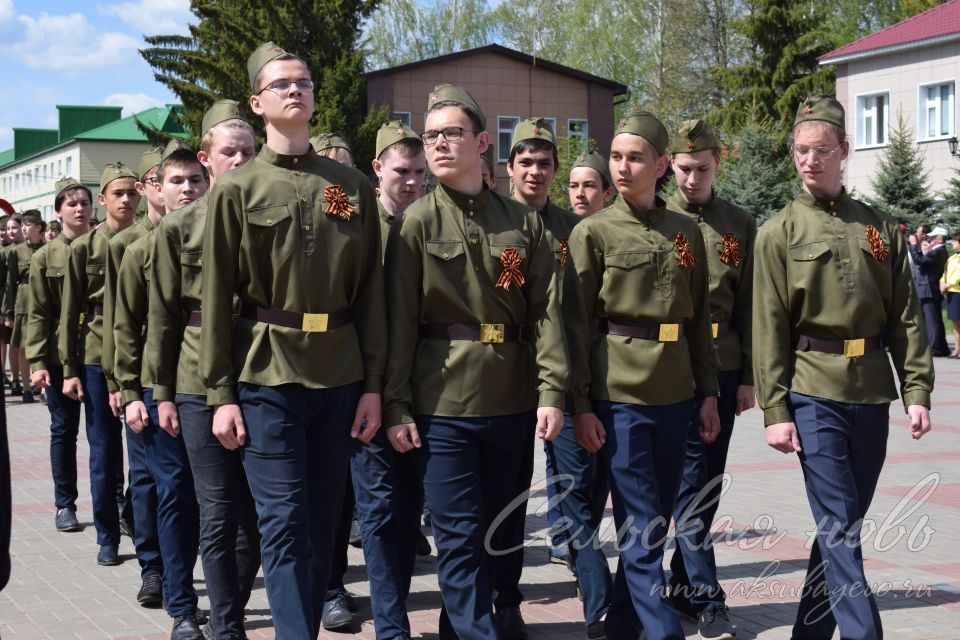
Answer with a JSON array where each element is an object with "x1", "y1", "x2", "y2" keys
[{"x1": 0, "y1": 0, "x2": 193, "y2": 152}]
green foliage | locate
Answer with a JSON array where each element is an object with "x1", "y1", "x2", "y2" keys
[
  {"x1": 714, "y1": 125, "x2": 798, "y2": 224},
  {"x1": 867, "y1": 113, "x2": 934, "y2": 227}
]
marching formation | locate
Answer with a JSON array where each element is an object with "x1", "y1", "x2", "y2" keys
[{"x1": 0, "y1": 41, "x2": 936, "y2": 640}]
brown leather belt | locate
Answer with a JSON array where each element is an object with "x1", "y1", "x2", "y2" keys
[
  {"x1": 419, "y1": 322, "x2": 528, "y2": 344},
  {"x1": 85, "y1": 304, "x2": 104, "y2": 316},
  {"x1": 238, "y1": 302, "x2": 352, "y2": 333},
  {"x1": 599, "y1": 317, "x2": 684, "y2": 342},
  {"x1": 795, "y1": 335, "x2": 882, "y2": 358},
  {"x1": 186, "y1": 311, "x2": 202, "y2": 327}
]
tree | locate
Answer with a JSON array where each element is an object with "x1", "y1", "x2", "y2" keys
[
  {"x1": 141, "y1": 0, "x2": 383, "y2": 169},
  {"x1": 714, "y1": 124, "x2": 797, "y2": 224},
  {"x1": 938, "y1": 167, "x2": 960, "y2": 232},
  {"x1": 868, "y1": 113, "x2": 934, "y2": 227}
]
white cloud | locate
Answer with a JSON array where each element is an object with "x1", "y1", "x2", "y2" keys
[
  {"x1": 98, "y1": 0, "x2": 192, "y2": 36},
  {"x1": 9, "y1": 11, "x2": 142, "y2": 71},
  {"x1": 0, "y1": 0, "x2": 14, "y2": 22},
  {"x1": 104, "y1": 92, "x2": 165, "y2": 116}
]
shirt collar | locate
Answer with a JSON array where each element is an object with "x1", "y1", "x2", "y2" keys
[
  {"x1": 796, "y1": 187, "x2": 849, "y2": 215},
  {"x1": 437, "y1": 182, "x2": 490, "y2": 213},
  {"x1": 257, "y1": 144, "x2": 319, "y2": 170},
  {"x1": 671, "y1": 190, "x2": 715, "y2": 216},
  {"x1": 612, "y1": 193, "x2": 667, "y2": 226}
]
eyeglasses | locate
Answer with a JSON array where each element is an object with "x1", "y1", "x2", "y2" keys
[
  {"x1": 256, "y1": 79, "x2": 314, "y2": 95},
  {"x1": 792, "y1": 143, "x2": 843, "y2": 160},
  {"x1": 420, "y1": 127, "x2": 479, "y2": 146},
  {"x1": 142, "y1": 177, "x2": 158, "y2": 186}
]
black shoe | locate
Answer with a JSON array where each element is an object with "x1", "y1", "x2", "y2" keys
[
  {"x1": 55, "y1": 507, "x2": 80, "y2": 532},
  {"x1": 97, "y1": 544, "x2": 121, "y2": 566},
  {"x1": 586, "y1": 620, "x2": 606, "y2": 640},
  {"x1": 22, "y1": 390, "x2": 34, "y2": 403},
  {"x1": 322, "y1": 591, "x2": 354, "y2": 630},
  {"x1": 669, "y1": 590, "x2": 698, "y2": 622},
  {"x1": 348, "y1": 518, "x2": 362, "y2": 547},
  {"x1": 137, "y1": 573, "x2": 163, "y2": 606},
  {"x1": 120, "y1": 517, "x2": 135, "y2": 538},
  {"x1": 416, "y1": 530, "x2": 431, "y2": 556},
  {"x1": 698, "y1": 604, "x2": 736, "y2": 640},
  {"x1": 495, "y1": 607, "x2": 528, "y2": 640},
  {"x1": 10, "y1": 381, "x2": 22, "y2": 396},
  {"x1": 171, "y1": 614, "x2": 203, "y2": 640}
]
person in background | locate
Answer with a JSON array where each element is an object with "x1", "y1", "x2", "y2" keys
[
  {"x1": 568, "y1": 152, "x2": 614, "y2": 218},
  {"x1": 909, "y1": 225, "x2": 950, "y2": 356},
  {"x1": 941, "y1": 232, "x2": 960, "y2": 357}
]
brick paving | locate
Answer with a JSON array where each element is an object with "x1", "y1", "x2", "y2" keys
[{"x1": 2, "y1": 357, "x2": 959, "y2": 639}]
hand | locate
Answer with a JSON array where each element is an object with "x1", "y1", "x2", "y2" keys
[
  {"x1": 735, "y1": 384, "x2": 755, "y2": 416},
  {"x1": 908, "y1": 234, "x2": 917, "y2": 245},
  {"x1": 907, "y1": 405, "x2": 931, "y2": 440},
  {"x1": 536, "y1": 406, "x2": 564, "y2": 441},
  {"x1": 31, "y1": 369, "x2": 51, "y2": 390},
  {"x1": 157, "y1": 400, "x2": 181, "y2": 438},
  {"x1": 124, "y1": 400, "x2": 150, "y2": 433},
  {"x1": 62, "y1": 377, "x2": 84, "y2": 401},
  {"x1": 2, "y1": 320, "x2": 11, "y2": 329},
  {"x1": 699, "y1": 396, "x2": 720, "y2": 444},
  {"x1": 212, "y1": 403, "x2": 246, "y2": 450},
  {"x1": 572, "y1": 412, "x2": 605, "y2": 452},
  {"x1": 387, "y1": 423, "x2": 421, "y2": 453},
  {"x1": 108, "y1": 391, "x2": 123, "y2": 417},
  {"x1": 940, "y1": 282, "x2": 949, "y2": 295},
  {"x1": 351, "y1": 392, "x2": 382, "y2": 443},
  {"x1": 766, "y1": 421, "x2": 802, "y2": 453}
]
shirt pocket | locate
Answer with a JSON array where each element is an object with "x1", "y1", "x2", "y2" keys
[
  {"x1": 602, "y1": 251, "x2": 659, "y2": 300},
  {"x1": 245, "y1": 204, "x2": 293, "y2": 249},
  {"x1": 179, "y1": 251, "x2": 204, "y2": 303},
  {"x1": 425, "y1": 240, "x2": 466, "y2": 261},
  {"x1": 789, "y1": 241, "x2": 831, "y2": 262}
]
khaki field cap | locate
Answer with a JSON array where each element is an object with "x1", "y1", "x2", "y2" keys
[
  {"x1": 481, "y1": 146, "x2": 496, "y2": 173},
  {"x1": 48, "y1": 220, "x2": 62, "y2": 231},
  {"x1": 615, "y1": 110, "x2": 669, "y2": 155},
  {"x1": 247, "y1": 41, "x2": 289, "y2": 89},
  {"x1": 572, "y1": 152, "x2": 612, "y2": 187},
  {"x1": 375, "y1": 120, "x2": 420, "y2": 159},
  {"x1": 54, "y1": 177, "x2": 83, "y2": 198},
  {"x1": 310, "y1": 133, "x2": 352, "y2": 154},
  {"x1": 20, "y1": 209, "x2": 42, "y2": 225},
  {"x1": 511, "y1": 117, "x2": 556, "y2": 151},
  {"x1": 138, "y1": 147, "x2": 164, "y2": 179},
  {"x1": 426, "y1": 83, "x2": 486, "y2": 131},
  {"x1": 100, "y1": 162, "x2": 137, "y2": 193},
  {"x1": 794, "y1": 95, "x2": 845, "y2": 131},
  {"x1": 202, "y1": 99, "x2": 244, "y2": 137},
  {"x1": 163, "y1": 138, "x2": 191, "y2": 159},
  {"x1": 670, "y1": 119, "x2": 720, "y2": 154}
]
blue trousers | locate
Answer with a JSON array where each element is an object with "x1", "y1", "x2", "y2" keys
[
  {"x1": 416, "y1": 412, "x2": 533, "y2": 640},
  {"x1": 545, "y1": 414, "x2": 612, "y2": 627},
  {"x1": 352, "y1": 427, "x2": 424, "y2": 639},
  {"x1": 669, "y1": 370, "x2": 740, "y2": 611},
  {"x1": 790, "y1": 393, "x2": 887, "y2": 640},
  {"x1": 544, "y1": 435, "x2": 572, "y2": 549},
  {"x1": 178, "y1": 393, "x2": 260, "y2": 640},
  {"x1": 238, "y1": 381, "x2": 360, "y2": 640},
  {"x1": 597, "y1": 399, "x2": 693, "y2": 640},
  {"x1": 140, "y1": 389, "x2": 199, "y2": 617},
  {"x1": 78, "y1": 364, "x2": 125, "y2": 546},
  {"x1": 46, "y1": 364, "x2": 82, "y2": 510},
  {"x1": 494, "y1": 414, "x2": 536, "y2": 611}
]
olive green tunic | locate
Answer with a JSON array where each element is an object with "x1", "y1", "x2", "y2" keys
[
  {"x1": 5, "y1": 242, "x2": 44, "y2": 346},
  {"x1": 666, "y1": 191, "x2": 756, "y2": 383},
  {"x1": 378, "y1": 200, "x2": 397, "y2": 263},
  {"x1": 59, "y1": 224, "x2": 121, "y2": 378},
  {"x1": 753, "y1": 189, "x2": 934, "y2": 426},
  {"x1": 383, "y1": 183, "x2": 569, "y2": 427},
  {"x1": 113, "y1": 231, "x2": 156, "y2": 405},
  {"x1": 147, "y1": 196, "x2": 207, "y2": 400},
  {"x1": 567, "y1": 194, "x2": 720, "y2": 415},
  {"x1": 26, "y1": 234, "x2": 74, "y2": 371},
  {"x1": 200, "y1": 147, "x2": 386, "y2": 406},
  {"x1": 0, "y1": 243, "x2": 12, "y2": 321}
]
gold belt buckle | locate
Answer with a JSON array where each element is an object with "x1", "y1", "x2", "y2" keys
[
  {"x1": 78, "y1": 312, "x2": 86, "y2": 325},
  {"x1": 658, "y1": 323, "x2": 680, "y2": 342},
  {"x1": 711, "y1": 323, "x2": 719, "y2": 339},
  {"x1": 480, "y1": 323, "x2": 505, "y2": 344},
  {"x1": 843, "y1": 338, "x2": 865, "y2": 358},
  {"x1": 301, "y1": 312, "x2": 329, "y2": 333}
]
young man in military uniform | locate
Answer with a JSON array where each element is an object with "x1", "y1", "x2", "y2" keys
[
  {"x1": 27, "y1": 178, "x2": 90, "y2": 532},
  {"x1": 200, "y1": 42, "x2": 385, "y2": 639},
  {"x1": 753, "y1": 95, "x2": 934, "y2": 640},
  {"x1": 568, "y1": 111, "x2": 721, "y2": 640},
  {"x1": 45, "y1": 220, "x2": 62, "y2": 242},
  {"x1": 568, "y1": 152, "x2": 614, "y2": 218},
  {"x1": 665, "y1": 119, "x2": 756, "y2": 640},
  {"x1": 5, "y1": 210, "x2": 45, "y2": 403},
  {"x1": 384, "y1": 83, "x2": 568, "y2": 640},
  {"x1": 59, "y1": 162, "x2": 140, "y2": 566},
  {"x1": 115, "y1": 145, "x2": 208, "y2": 640},
  {"x1": 148, "y1": 99, "x2": 260, "y2": 640},
  {"x1": 312, "y1": 132, "x2": 356, "y2": 167}
]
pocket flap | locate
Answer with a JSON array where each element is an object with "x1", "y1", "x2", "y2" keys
[
  {"x1": 605, "y1": 251, "x2": 651, "y2": 268},
  {"x1": 246, "y1": 204, "x2": 291, "y2": 227},
  {"x1": 425, "y1": 240, "x2": 465, "y2": 260},
  {"x1": 789, "y1": 241, "x2": 830, "y2": 261},
  {"x1": 179, "y1": 251, "x2": 203, "y2": 267}
]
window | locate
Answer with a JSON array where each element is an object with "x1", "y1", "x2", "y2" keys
[
  {"x1": 498, "y1": 116, "x2": 520, "y2": 163},
  {"x1": 57, "y1": 159, "x2": 62, "y2": 177},
  {"x1": 920, "y1": 82, "x2": 955, "y2": 139},
  {"x1": 65, "y1": 157, "x2": 72, "y2": 177},
  {"x1": 568, "y1": 119, "x2": 589, "y2": 157},
  {"x1": 856, "y1": 93, "x2": 888, "y2": 148},
  {"x1": 534, "y1": 117, "x2": 557, "y2": 138},
  {"x1": 391, "y1": 111, "x2": 411, "y2": 127}
]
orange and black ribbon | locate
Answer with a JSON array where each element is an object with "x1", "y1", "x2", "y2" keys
[
  {"x1": 324, "y1": 185, "x2": 354, "y2": 220},
  {"x1": 866, "y1": 225, "x2": 889, "y2": 261},
  {"x1": 496, "y1": 247, "x2": 526, "y2": 290},
  {"x1": 675, "y1": 232, "x2": 696, "y2": 268},
  {"x1": 558, "y1": 239, "x2": 569, "y2": 268},
  {"x1": 720, "y1": 233, "x2": 742, "y2": 266}
]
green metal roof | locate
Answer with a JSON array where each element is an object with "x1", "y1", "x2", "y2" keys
[
  {"x1": 74, "y1": 106, "x2": 186, "y2": 141},
  {"x1": 0, "y1": 149, "x2": 16, "y2": 166},
  {"x1": 57, "y1": 105, "x2": 124, "y2": 141}
]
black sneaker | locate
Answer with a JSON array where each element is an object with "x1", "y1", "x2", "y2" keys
[
  {"x1": 10, "y1": 381, "x2": 22, "y2": 396},
  {"x1": 698, "y1": 604, "x2": 735, "y2": 640},
  {"x1": 22, "y1": 390, "x2": 35, "y2": 403},
  {"x1": 494, "y1": 607, "x2": 528, "y2": 640},
  {"x1": 137, "y1": 573, "x2": 163, "y2": 606},
  {"x1": 55, "y1": 507, "x2": 80, "y2": 532}
]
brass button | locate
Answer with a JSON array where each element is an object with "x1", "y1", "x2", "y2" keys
[
  {"x1": 301, "y1": 196, "x2": 308, "y2": 203},
  {"x1": 442, "y1": 252, "x2": 449, "y2": 259},
  {"x1": 470, "y1": 239, "x2": 478, "y2": 245},
  {"x1": 266, "y1": 218, "x2": 272, "y2": 224},
  {"x1": 295, "y1": 171, "x2": 302, "y2": 176},
  {"x1": 293, "y1": 157, "x2": 299, "y2": 164},
  {"x1": 99, "y1": 269, "x2": 104, "y2": 275},
  {"x1": 829, "y1": 201, "x2": 834, "y2": 206},
  {"x1": 303, "y1": 225, "x2": 311, "y2": 231},
  {"x1": 197, "y1": 258, "x2": 202, "y2": 266},
  {"x1": 468, "y1": 199, "x2": 474, "y2": 205},
  {"x1": 842, "y1": 258, "x2": 850, "y2": 264},
  {"x1": 808, "y1": 253, "x2": 814, "y2": 258},
  {"x1": 838, "y1": 234, "x2": 845, "y2": 239},
  {"x1": 468, "y1": 211, "x2": 475, "y2": 216}
]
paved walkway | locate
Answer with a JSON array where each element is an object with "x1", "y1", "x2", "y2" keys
[{"x1": 2, "y1": 358, "x2": 959, "y2": 639}]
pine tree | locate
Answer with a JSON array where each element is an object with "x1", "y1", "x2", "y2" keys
[
  {"x1": 868, "y1": 113, "x2": 933, "y2": 227},
  {"x1": 714, "y1": 125, "x2": 797, "y2": 224},
  {"x1": 938, "y1": 168, "x2": 960, "y2": 232}
]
